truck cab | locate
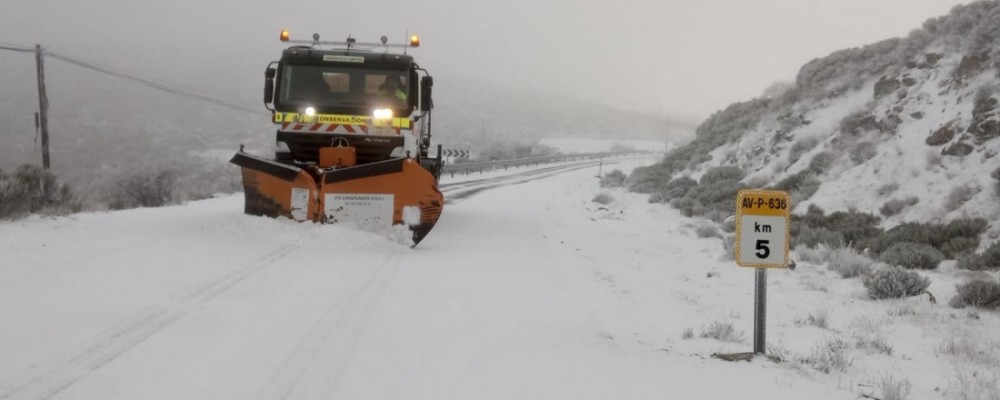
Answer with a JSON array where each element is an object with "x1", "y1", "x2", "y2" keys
[{"x1": 264, "y1": 36, "x2": 434, "y2": 167}]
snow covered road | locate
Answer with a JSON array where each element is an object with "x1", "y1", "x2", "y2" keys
[{"x1": 2, "y1": 157, "x2": 962, "y2": 399}]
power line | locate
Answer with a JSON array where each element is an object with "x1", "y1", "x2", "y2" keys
[
  {"x1": 0, "y1": 44, "x2": 34, "y2": 53},
  {"x1": 44, "y1": 50, "x2": 258, "y2": 114}
]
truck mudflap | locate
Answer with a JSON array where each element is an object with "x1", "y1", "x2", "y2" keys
[{"x1": 230, "y1": 150, "x2": 443, "y2": 246}]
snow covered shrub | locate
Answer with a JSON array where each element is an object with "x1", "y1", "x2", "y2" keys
[
  {"x1": 854, "y1": 335, "x2": 894, "y2": 356},
  {"x1": 721, "y1": 235, "x2": 735, "y2": 261},
  {"x1": 669, "y1": 197, "x2": 705, "y2": 217},
  {"x1": 865, "y1": 218, "x2": 987, "y2": 258},
  {"x1": 863, "y1": 266, "x2": 931, "y2": 299},
  {"x1": 794, "y1": 226, "x2": 846, "y2": 249},
  {"x1": 795, "y1": 308, "x2": 830, "y2": 329},
  {"x1": 682, "y1": 328, "x2": 694, "y2": 340},
  {"x1": 876, "y1": 375, "x2": 912, "y2": 400},
  {"x1": 993, "y1": 166, "x2": 1000, "y2": 197},
  {"x1": 879, "y1": 196, "x2": 919, "y2": 217},
  {"x1": 925, "y1": 148, "x2": 943, "y2": 168},
  {"x1": 698, "y1": 320, "x2": 745, "y2": 343},
  {"x1": 599, "y1": 169, "x2": 626, "y2": 188},
  {"x1": 797, "y1": 339, "x2": 852, "y2": 374},
  {"x1": 947, "y1": 368, "x2": 1000, "y2": 400},
  {"x1": 877, "y1": 182, "x2": 899, "y2": 196},
  {"x1": 796, "y1": 244, "x2": 833, "y2": 265},
  {"x1": 796, "y1": 209, "x2": 882, "y2": 247},
  {"x1": 700, "y1": 166, "x2": 745, "y2": 185},
  {"x1": 849, "y1": 142, "x2": 878, "y2": 165},
  {"x1": 695, "y1": 224, "x2": 719, "y2": 238},
  {"x1": 981, "y1": 241, "x2": 1000, "y2": 269},
  {"x1": 0, "y1": 171, "x2": 30, "y2": 219},
  {"x1": 950, "y1": 279, "x2": 1000, "y2": 309},
  {"x1": 945, "y1": 184, "x2": 980, "y2": 212},
  {"x1": 774, "y1": 171, "x2": 821, "y2": 203},
  {"x1": 828, "y1": 247, "x2": 874, "y2": 278},
  {"x1": 879, "y1": 242, "x2": 944, "y2": 270},
  {"x1": 109, "y1": 169, "x2": 178, "y2": 209},
  {"x1": 648, "y1": 176, "x2": 696, "y2": 203},
  {"x1": 957, "y1": 253, "x2": 987, "y2": 270},
  {"x1": 807, "y1": 152, "x2": 835, "y2": 174},
  {"x1": 626, "y1": 163, "x2": 673, "y2": 194},
  {"x1": 592, "y1": 193, "x2": 614, "y2": 205},
  {"x1": 788, "y1": 137, "x2": 820, "y2": 165},
  {"x1": 0, "y1": 164, "x2": 79, "y2": 219}
]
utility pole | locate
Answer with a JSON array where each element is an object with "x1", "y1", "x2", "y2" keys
[{"x1": 35, "y1": 44, "x2": 50, "y2": 169}]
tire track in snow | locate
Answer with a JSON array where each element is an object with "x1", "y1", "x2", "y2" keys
[
  {"x1": 0, "y1": 244, "x2": 299, "y2": 400},
  {"x1": 257, "y1": 248, "x2": 405, "y2": 400}
]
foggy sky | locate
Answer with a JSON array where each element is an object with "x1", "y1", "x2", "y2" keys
[{"x1": 0, "y1": 0, "x2": 972, "y2": 123}]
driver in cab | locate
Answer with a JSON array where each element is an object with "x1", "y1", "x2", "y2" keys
[{"x1": 379, "y1": 76, "x2": 407, "y2": 106}]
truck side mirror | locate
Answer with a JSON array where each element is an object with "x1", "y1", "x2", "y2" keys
[
  {"x1": 264, "y1": 68, "x2": 276, "y2": 103},
  {"x1": 420, "y1": 76, "x2": 433, "y2": 111}
]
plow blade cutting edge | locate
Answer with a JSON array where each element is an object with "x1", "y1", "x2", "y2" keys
[{"x1": 230, "y1": 151, "x2": 443, "y2": 246}]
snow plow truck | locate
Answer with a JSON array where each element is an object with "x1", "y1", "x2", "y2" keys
[{"x1": 231, "y1": 31, "x2": 443, "y2": 245}]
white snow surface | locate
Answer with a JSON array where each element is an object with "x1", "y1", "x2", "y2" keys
[{"x1": 1, "y1": 156, "x2": 998, "y2": 399}]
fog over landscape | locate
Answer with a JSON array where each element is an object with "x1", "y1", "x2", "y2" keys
[{"x1": 2, "y1": 2, "x2": 1000, "y2": 399}]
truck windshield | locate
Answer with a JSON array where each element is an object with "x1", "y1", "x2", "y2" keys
[{"x1": 278, "y1": 65, "x2": 410, "y2": 112}]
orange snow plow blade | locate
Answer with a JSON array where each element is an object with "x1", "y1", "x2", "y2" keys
[{"x1": 230, "y1": 150, "x2": 443, "y2": 245}]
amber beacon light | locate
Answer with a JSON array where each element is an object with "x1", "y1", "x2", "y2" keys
[
  {"x1": 280, "y1": 30, "x2": 290, "y2": 41},
  {"x1": 409, "y1": 35, "x2": 420, "y2": 47}
]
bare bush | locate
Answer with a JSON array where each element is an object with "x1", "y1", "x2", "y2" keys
[
  {"x1": 599, "y1": 169, "x2": 627, "y2": 188},
  {"x1": 949, "y1": 279, "x2": 1000, "y2": 309},
  {"x1": 880, "y1": 196, "x2": 920, "y2": 217},
  {"x1": 863, "y1": 266, "x2": 931, "y2": 299},
  {"x1": 699, "y1": 320, "x2": 745, "y2": 343},
  {"x1": 879, "y1": 242, "x2": 944, "y2": 270}
]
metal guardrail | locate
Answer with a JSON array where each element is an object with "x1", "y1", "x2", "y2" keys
[{"x1": 440, "y1": 151, "x2": 653, "y2": 176}]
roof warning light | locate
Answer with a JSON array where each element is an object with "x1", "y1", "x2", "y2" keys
[
  {"x1": 409, "y1": 35, "x2": 420, "y2": 47},
  {"x1": 280, "y1": 30, "x2": 290, "y2": 41}
]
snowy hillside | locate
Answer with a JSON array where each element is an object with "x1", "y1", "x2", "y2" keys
[{"x1": 635, "y1": 1, "x2": 1000, "y2": 227}]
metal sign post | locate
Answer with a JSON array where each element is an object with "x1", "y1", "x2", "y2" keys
[{"x1": 735, "y1": 189, "x2": 790, "y2": 355}]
